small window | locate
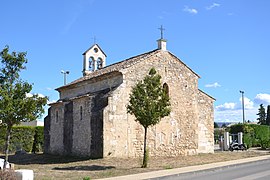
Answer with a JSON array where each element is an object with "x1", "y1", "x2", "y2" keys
[
  {"x1": 163, "y1": 83, "x2": 169, "y2": 97},
  {"x1": 80, "y1": 106, "x2": 83, "y2": 121},
  {"x1": 89, "y1": 57, "x2": 94, "y2": 70},
  {"x1": 97, "y1": 58, "x2": 103, "y2": 69},
  {"x1": 94, "y1": 47, "x2": 99, "y2": 53}
]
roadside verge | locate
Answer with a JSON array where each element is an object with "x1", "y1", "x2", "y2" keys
[{"x1": 99, "y1": 155, "x2": 270, "y2": 180}]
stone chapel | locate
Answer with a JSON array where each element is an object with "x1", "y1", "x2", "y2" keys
[{"x1": 44, "y1": 36, "x2": 215, "y2": 158}]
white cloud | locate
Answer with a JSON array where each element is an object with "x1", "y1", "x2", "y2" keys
[
  {"x1": 215, "y1": 96, "x2": 259, "y2": 123},
  {"x1": 26, "y1": 93, "x2": 33, "y2": 98},
  {"x1": 183, "y1": 6, "x2": 198, "y2": 14},
  {"x1": 216, "y1": 102, "x2": 236, "y2": 111},
  {"x1": 242, "y1": 97, "x2": 254, "y2": 110},
  {"x1": 215, "y1": 108, "x2": 257, "y2": 123},
  {"x1": 26, "y1": 93, "x2": 46, "y2": 98},
  {"x1": 216, "y1": 96, "x2": 254, "y2": 112},
  {"x1": 37, "y1": 93, "x2": 46, "y2": 98},
  {"x1": 206, "y1": 3, "x2": 220, "y2": 10},
  {"x1": 205, "y1": 82, "x2": 221, "y2": 88},
  {"x1": 254, "y1": 93, "x2": 270, "y2": 105},
  {"x1": 46, "y1": 87, "x2": 53, "y2": 91}
]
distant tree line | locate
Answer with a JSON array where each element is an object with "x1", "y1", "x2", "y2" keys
[{"x1": 257, "y1": 104, "x2": 270, "y2": 126}]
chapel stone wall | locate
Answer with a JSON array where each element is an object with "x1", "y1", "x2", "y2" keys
[
  {"x1": 46, "y1": 73, "x2": 123, "y2": 157},
  {"x1": 103, "y1": 51, "x2": 203, "y2": 158},
  {"x1": 45, "y1": 103, "x2": 65, "y2": 155},
  {"x1": 72, "y1": 97, "x2": 91, "y2": 156},
  {"x1": 197, "y1": 90, "x2": 215, "y2": 153}
]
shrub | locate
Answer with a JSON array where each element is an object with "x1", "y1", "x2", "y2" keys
[
  {"x1": 227, "y1": 123, "x2": 245, "y2": 134},
  {"x1": 0, "y1": 169, "x2": 17, "y2": 180},
  {"x1": 252, "y1": 125, "x2": 270, "y2": 149},
  {"x1": 243, "y1": 133, "x2": 253, "y2": 149},
  {"x1": 229, "y1": 124, "x2": 270, "y2": 149}
]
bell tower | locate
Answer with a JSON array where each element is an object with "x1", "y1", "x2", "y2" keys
[
  {"x1": 157, "y1": 25, "x2": 167, "y2": 51},
  {"x1": 82, "y1": 44, "x2": 107, "y2": 76}
]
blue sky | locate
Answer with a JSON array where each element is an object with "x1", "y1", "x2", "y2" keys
[{"x1": 1, "y1": 0, "x2": 270, "y2": 123}]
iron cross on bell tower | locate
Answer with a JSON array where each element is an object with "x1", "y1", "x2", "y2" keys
[
  {"x1": 157, "y1": 25, "x2": 167, "y2": 50},
  {"x1": 158, "y1": 25, "x2": 165, "y2": 39}
]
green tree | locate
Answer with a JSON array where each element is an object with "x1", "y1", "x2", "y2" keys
[
  {"x1": 0, "y1": 46, "x2": 47, "y2": 168},
  {"x1": 257, "y1": 104, "x2": 266, "y2": 125},
  {"x1": 214, "y1": 122, "x2": 219, "y2": 128},
  {"x1": 266, "y1": 105, "x2": 270, "y2": 126},
  {"x1": 127, "y1": 68, "x2": 171, "y2": 168}
]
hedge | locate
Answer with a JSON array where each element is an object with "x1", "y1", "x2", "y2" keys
[
  {"x1": 228, "y1": 124, "x2": 270, "y2": 149},
  {"x1": 32, "y1": 126, "x2": 44, "y2": 153},
  {"x1": 10, "y1": 126, "x2": 35, "y2": 152},
  {"x1": 0, "y1": 125, "x2": 44, "y2": 153}
]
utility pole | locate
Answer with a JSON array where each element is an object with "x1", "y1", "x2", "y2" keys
[
  {"x1": 240, "y1": 90, "x2": 245, "y2": 124},
  {"x1": 61, "y1": 70, "x2": 70, "y2": 85}
]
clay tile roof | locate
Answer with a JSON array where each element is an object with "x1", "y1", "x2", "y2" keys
[
  {"x1": 57, "y1": 48, "x2": 200, "y2": 90},
  {"x1": 56, "y1": 49, "x2": 160, "y2": 90}
]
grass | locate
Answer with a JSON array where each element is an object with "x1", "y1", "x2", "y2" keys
[{"x1": 1, "y1": 150, "x2": 269, "y2": 180}]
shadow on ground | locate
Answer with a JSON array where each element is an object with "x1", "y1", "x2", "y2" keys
[
  {"x1": 0, "y1": 153, "x2": 91, "y2": 165},
  {"x1": 53, "y1": 165, "x2": 115, "y2": 171}
]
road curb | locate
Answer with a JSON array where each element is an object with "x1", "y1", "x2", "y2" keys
[{"x1": 99, "y1": 155, "x2": 270, "y2": 180}]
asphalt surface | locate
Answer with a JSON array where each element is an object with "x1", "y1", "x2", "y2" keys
[
  {"x1": 100, "y1": 154, "x2": 270, "y2": 180},
  {"x1": 156, "y1": 158, "x2": 270, "y2": 180}
]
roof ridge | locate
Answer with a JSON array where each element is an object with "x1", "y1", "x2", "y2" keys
[{"x1": 57, "y1": 49, "x2": 160, "y2": 90}]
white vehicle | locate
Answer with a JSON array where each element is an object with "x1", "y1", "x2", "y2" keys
[{"x1": 0, "y1": 158, "x2": 10, "y2": 169}]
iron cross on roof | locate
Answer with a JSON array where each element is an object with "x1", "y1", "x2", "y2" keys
[
  {"x1": 92, "y1": 36, "x2": 97, "y2": 44},
  {"x1": 158, "y1": 25, "x2": 165, "y2": 39}
]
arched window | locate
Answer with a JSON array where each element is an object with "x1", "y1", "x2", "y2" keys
[
  {"x1": 97, "y1": 58, "x2": 103, "y2": 69},
  {"x1": 163, "y1": 83, "x2": 169, "y2": 97},
  {"x1": 89, "y1": 57, "x2": 94, "y2": 71}
]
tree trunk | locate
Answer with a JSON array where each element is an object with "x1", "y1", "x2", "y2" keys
[
  {"x1": 142, "y1": 126, "x2": 148, "y2": 168},
  {"x1": 4, "y1": 125, "x2": 11, "y2": 169}
]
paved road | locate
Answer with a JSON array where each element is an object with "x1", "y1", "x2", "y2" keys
[{"x1": 157, "y1": 159, "x2": 270, "y2": 180}]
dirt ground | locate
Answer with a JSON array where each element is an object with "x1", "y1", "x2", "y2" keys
[{"x1": 1, "y1": 149, "x2": 269, "y2": 180}]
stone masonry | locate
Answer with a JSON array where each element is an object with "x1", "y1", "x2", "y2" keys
[{"x1": 44, "y1": 39, "x2": 215, "y2": 158}]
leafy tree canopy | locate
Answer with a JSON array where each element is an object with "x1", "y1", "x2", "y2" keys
[
  {"x1": 0, "y1": 46, "x2": 47, "y2": 165},
  {"x1": 127, "y1": 68, "x2": 171, "y2": 128}
]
